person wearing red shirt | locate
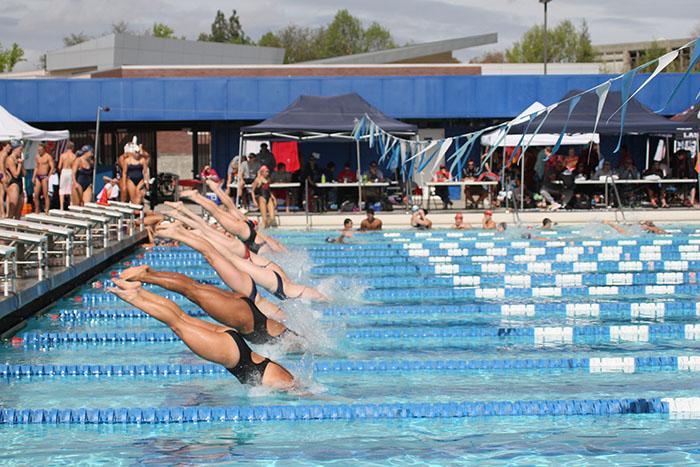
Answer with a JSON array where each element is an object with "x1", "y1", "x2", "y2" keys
[
  {"x1": 432, "y1": 164, "x2": 452, "y2": 209},
  {"x1": 338, "y1": 164, "x2": 357, "y2": 183}
]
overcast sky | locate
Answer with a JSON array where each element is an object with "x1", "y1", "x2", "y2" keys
[{"x1": 4, "y1": 0, "x2": 699, "y2": 71}]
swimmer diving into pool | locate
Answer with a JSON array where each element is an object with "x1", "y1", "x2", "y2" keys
[
  {"x1": 107, "y1": 279, "x2": 296, "y2": 390},
  {"x1": 120, "y1": 265, "x2": 294, "y2": 345},
  {"x1": 156, "y1": 222, "x2": 329, "y2": 302}
]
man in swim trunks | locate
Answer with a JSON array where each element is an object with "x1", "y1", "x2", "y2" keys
[
  {"x1": 360, "y1": 208, "x2": 382, "y2": 231},
  {"x1": 32, "y1": 143, "x2": 55, "y2": 214},
  {"x1": 57, "y1": 141, "x2": 76, "y2": 210},
  {"x1": 482, "y1": 210, "x2": 496, "y2": 230}
]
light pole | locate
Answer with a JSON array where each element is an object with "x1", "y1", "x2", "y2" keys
[
  {"x1": 540, "y1": 0, "x2": 552, "y2": 75},
  {"x1": 93, "y1": 106, "x2": 110, "y2": 200}
]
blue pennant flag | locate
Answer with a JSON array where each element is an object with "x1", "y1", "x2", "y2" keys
[
  {"x1": 656, "y1": 37, "x2": 700, "y2": 113},
  {"x1": 613, "y1": 69, "x2": 637, "y2": 153},
  {"x1": 551, "y1": 95, "x2": 582, "y2": 155}
]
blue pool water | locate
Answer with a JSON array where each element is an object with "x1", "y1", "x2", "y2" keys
[{"x1": 2, "y1": 226, "x2": 700, "y2": 464}]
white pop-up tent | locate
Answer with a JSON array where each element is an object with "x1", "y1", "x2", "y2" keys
[
  {"x1": 0, "y1": 105, "x2": 69, "y2": 141},
  {"x1": 480, "y1": 102, "x2": 599, "y2": 147}
]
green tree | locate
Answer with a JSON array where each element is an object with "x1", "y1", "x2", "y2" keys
[
  {"x1": 323, "y1": 9, "x2": 364, "y2": 56},
  {"x1": 257, "y1": 10, "x2": 398, "y2": 63},
  {"x1": 470, "y1": 50, "x2": 506, "y2": 63},
  {"x1": 151, "y1": 22, "x2": 175, "y2": 39},
  {"x1": 63, "y1": 32, "x2": 90, "y2": 47},
  {"x1": 198, "y1": 9, "x2": 251, "y2": 44},
  {"x1": 0, "y1": 42, "x2": 25, "y2": 72},
  {"x1": 362, "y1": 22, "x2": 396, "y2": 52},
  {"x1": 506, "y1": 20, "x2": 594, "y2": 63}
]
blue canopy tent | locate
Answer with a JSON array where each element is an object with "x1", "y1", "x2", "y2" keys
[
  {"x1": 240, "y1": 92, "x2": 416, "y2": 205},
  {"x1": 508, "y1": 90, "x2": 694, "y2": 169}
]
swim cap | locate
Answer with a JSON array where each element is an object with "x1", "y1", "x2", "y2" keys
[
  {"x1": 484, "y1": 210, "x2": 493, "y2": 216},
  {"x1": 9, "y1": 139, "x2": 23, "y2": 149},
  {"x1": 411, "y1": 205, "x2": 420, "y2": 212}
]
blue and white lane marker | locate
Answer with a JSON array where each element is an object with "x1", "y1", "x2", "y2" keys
[
  {"x1": 2, "y1": 397, "x2": 699, "y2": 424},
  {"x1": 3, "y1": 355, "x2": 700, "y2": 379},
  {"x1": 16, "y1": 323, "x2": 700, "y2": 346}
]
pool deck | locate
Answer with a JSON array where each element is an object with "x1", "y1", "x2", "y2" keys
[
  {"x1": 0, "y1": 230, "x2": 147, "y2": 336},
  {"x1": 240, "y1": 207, "x2": 700, "y2": 230}
]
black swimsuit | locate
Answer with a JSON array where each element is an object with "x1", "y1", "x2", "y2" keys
[
  {"x1": 225, "y1": 330, "x2": 271, "y2": 385},
  {"x1": 240, "y1": 297, "x2": 283, "y2": 345},
  {"x1": 8, "y1": 173, "x2": 22, "y2": 194},
  {"x1": 77, "y1": 167, "x2": 92, "y2": 191},
  {"x1": 273, "y1": 271, "x2": 288, "y2": 300},
  {"x1": 243, "y1": 220, "x2": 266, "y2": 254},
  {"x1": 126, "y1": 163, "x2": 144, "y2": 185},
  {"x1": 254, "y1": 181, "x2": 271, "y2": 202}
]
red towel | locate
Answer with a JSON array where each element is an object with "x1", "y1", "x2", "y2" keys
[{"x1": 271, "y1": 141, "x2": 300, "y2": 172}]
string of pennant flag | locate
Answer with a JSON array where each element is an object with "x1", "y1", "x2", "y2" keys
[{"x1": 352, "y1": 38, "x2": 700, "y2": 177}]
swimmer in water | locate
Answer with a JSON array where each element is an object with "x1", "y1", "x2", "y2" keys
[
  {"x1": 120, "y1": 265, "x2": 294, "y2": 345},
  {"x1": 326, "y1": 218, "x2": 353, "y2": 243},
  {"x1": 156, "y1": 223, "x2": 329, "y2": 302},
  {"x1": 107, "y1": 279, "x2": 296, "y2": 390},
  {"x1": 410, "y1": 206, "x2": 432, "y2": 229},
  {"x1": 603, "y1": 219, "x2": 668, "y2": 235},
  {"x1": 453, "y1": 213, "x2": 472, "y2": 230},
  {"x1": 482, "y1": 210, "x2": 496, "y2": 229},
  {"x1": 542, "y1": 218, "x2": 556, "y2": 230}
]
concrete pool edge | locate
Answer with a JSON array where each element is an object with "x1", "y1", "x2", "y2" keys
[{"x1": 0, "y1": 231, "x2": 147, "y2": 336}]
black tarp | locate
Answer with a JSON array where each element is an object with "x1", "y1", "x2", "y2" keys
[
  {"x1": 510, "y1": 90, "x2": 691, "y2": 135},
  {"x1": 241, "y1": 92, "x2": 416, "y2": 135}
]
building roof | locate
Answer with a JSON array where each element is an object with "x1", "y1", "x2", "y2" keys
[
  {"x1": 45, "y1": 33, "x2": 285, "y2": 73},
  {"x1": 303, "y1": 33, "x2": 498, "y2": 64}
]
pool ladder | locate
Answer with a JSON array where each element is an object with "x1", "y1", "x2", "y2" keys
[{"x1": 603, "y1": 176, "x2": 626, "y2": 222}]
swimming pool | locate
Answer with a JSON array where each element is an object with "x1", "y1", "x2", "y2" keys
[{"x1": 3, "y1": 226, "x2": 700, "y2": 464}]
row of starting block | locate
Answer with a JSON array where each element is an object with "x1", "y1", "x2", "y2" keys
[{"x1": 0, "y1": 201, "x2": 144, "y2": 296}]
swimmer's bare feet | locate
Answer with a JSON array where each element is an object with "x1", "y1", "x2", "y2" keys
[
  {"x1": 164, "y1": 201, "x2": 184, "y2": 210},
  {"x1": 205, "y1": 179, "x2": 222, "y2": 192},
  {"x1": 179, "y1": 189, "x2": 198, "y2": 199},
  {"x1": 120, "y1": 265, "x2": 150, "y2": 281}
]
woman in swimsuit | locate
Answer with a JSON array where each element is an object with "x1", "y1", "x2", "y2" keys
[
  {"x1": 5, "y1": 140, "x2": 26, "y2": 219},
  {"x1": 180, "y1": 187, "x2": 286, "y2": 254},
  {"x1": 108, "y1": 279, "x2": 296, "y2": 390},
  {"x1": 156, "y1": 223, "x2": 328, "y2": 303},
  {"x1": 120, "y1": 265, "x2": 293, "y2": 345},
  {"x1": 120, "y1": 140, "x2": 148, "y2": 205},
  {"x1": 71, "y1": 145, "x2": 94, "y2": 206},
  {"x1": 251, "y1": 165, "x2": 276, "y2": 228},
  {"x1": 0, "y1": 141, "x2": 11, "y2": 218}
]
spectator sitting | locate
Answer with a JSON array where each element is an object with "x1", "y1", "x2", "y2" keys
[
  {"x1": 226, "y1": 156, "x2": 242, "y2": 201},
  {"x1": 642, "y1": 161, "x2": 668, "y2": 208},
  {"x1": 97, "y1": 176, "x2": 120, "y2": 204},
  {"x1": 326, "y1": 218, "x2": 354, "y2": 243},
  {"x1": 338, "y1": 164, "x2": 357, "y2": 183},
  {"x1": 271, "y1": 162, "x2": 293, "y2": 212},
  {"x1": 617, "y1": 158, "x2": 640, "y2": 206},
  {"x1": 199, "y1": 165, "x2": 220, "y2": 183},
  {"x1": 482, "y1": 210, "x2": 496, "y2": 229},
  {"x1": 257, "y1": 143, "x2": 276, "y2": 174},
  {"x1": 364, "y1": 161, "x2": 385, "y2": 206},
  {"x1": 453, "y1": 212, "x2": 472, "y2": 229},
  {"x1": 243, "y1": 153, "x2": 260, "y2": 184},
  {"x1": 360, "y1": 208, "x2": 382, "y2": 231},
  {"x1": 462, "y1": 159, "x2": 487, "y2": 209},
  {"x1": 594, "y1": 161, "x2": 617, "y2": 180},
  {"x1": 432, "y1": 164, "x2": 453, "y2": 209},
  {"x1": 671, "y1": 150, "x2": 697, "y2": 206},
  {"x1": 410, "y1": 206, "x2": 432, "y2": 229}
]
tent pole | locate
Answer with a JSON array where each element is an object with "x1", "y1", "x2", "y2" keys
[
  {"x1": 696, "y1": 131, "x2": 700, "y2": 207},
  {"x1": 356, "y1": 140, "x2": 362, "y2": 210},
  {"x1": 645, "y1": 137, "x2": 650, "y2": 170},
  {"x1": 237, "y1": 133, "x2": 244, "y2": 207},
  {"x1": 501, "y1": 145, "x2": 507, "y2": 200},
  {"x1": 520, "y1": 151, "x2": 525, "y2": 211}
]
